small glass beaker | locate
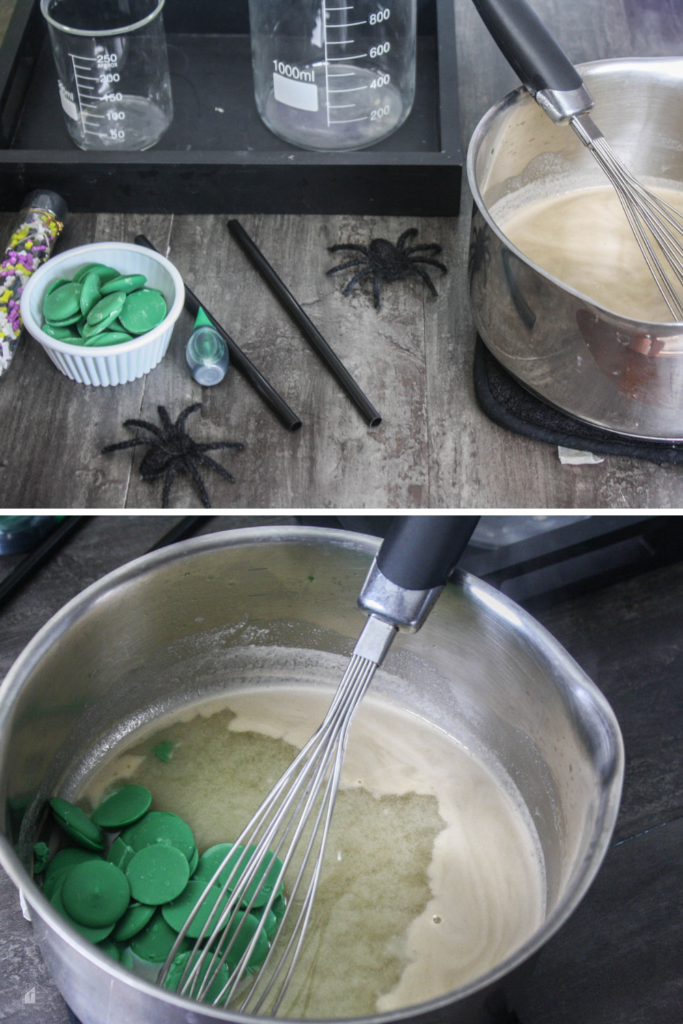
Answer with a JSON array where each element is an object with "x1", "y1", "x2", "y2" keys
[
  {"x1": 249, "y1": 0, "x2": 416, "y2": 151},
  {"x1": 40, "y1": 0, "x2": 173, "y2": 151}
]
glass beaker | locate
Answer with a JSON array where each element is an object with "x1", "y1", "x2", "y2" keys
[
  {"x1": 40, "y1": 0, "x2": 173, "y2": 151},
  {"x1": 249, "y1": 0, "x2": 416, "y2": 151}
]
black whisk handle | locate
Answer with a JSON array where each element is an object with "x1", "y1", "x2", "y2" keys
[
  {"x1": 471, "y1": 0, "x2": 583, "y2": 96},
  {"x1": 377, "y1": 516, "x2": 479, "y2": 592}
]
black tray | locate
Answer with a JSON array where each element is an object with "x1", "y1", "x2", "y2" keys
[{"x1": 0, "y1": 0, "x2": 462, "y2": 215}]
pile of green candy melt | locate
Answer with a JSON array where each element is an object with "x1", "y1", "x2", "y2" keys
[
  {"x1": 39, "y1": 785, "x2": 285, "y2": 1003},
  {"x1": 41, "y1": 263, "x2": 168, "y2": 347}
]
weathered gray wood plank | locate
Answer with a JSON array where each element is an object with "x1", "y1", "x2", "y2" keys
[{"x1": 122, "y1": 212, "x2": 430, "y2": 508}]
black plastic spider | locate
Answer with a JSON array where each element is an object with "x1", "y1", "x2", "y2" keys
[
  {"x1": 327, "y1": 228, "x2": 448, "y2": 310},
  {"x1": 102, "y1": 403, "x2": 244, "y2": 509}
]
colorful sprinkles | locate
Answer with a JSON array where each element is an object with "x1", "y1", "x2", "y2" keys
[{"x1": 0, "y1": 206, "x2": 64, "y2": 375}]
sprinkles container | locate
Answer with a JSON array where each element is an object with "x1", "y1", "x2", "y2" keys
[
  {"x1": 20, "y1": 242, "x2": 184, "y2": 386},
  {"x1": 0, "y1": 190, "x2": 66, "y2": 376}
]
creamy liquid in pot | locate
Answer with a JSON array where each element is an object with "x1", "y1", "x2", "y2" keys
[
  {"x1": 83, "y1": 687, "x2": 545, "y2": 1019},
  {"x1": 496, "y1": 184, "x2": 683, "y2": 321}
]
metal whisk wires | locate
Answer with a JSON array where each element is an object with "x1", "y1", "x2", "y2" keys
[
  {"x1": 571, "y1": 112, "x2": 683, "y2": 320},
  {"x1": 158, "y1": 618, "x2": 396, "y2": 1015}
]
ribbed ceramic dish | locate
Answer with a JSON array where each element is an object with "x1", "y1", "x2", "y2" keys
[{"x1": 20, "y1": 242, "x2": 185, "y2": 386}]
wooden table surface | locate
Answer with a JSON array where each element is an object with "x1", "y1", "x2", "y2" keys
[{"x1": 2, "y1": 0, "x2": 683, "y2": 509}]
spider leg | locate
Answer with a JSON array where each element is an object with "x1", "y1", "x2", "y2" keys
[
  {"x1": 185, "y1": 458, "x2": 213, "y2": 508},
  {"x1": 120, "y1": 418, "x2": 166, "y2": 439},
  {"x1": 341, "y1": 267, "x2": 375, "y2": 297},
  {"x1": 327, "y1": 257, "x2": 368, "y2": 276},
  {"x1": 395, "y1": 228, "x2": 418, "y2": 250},
  {"x1": 403, "y1": 243, "x2": 443, "y2": 256},
  {"x1": 328, "y1": 243, "x2": 369, "y2": 255},
  {"x1": 175, "y1": 403, "x2": 202, "y2": 434},
  {"x1": 101, "y1": 438, "x2": 150, "y2": 454},
  {"x1": 195, "y1": 451, "x2": 237, "y2": 483},
  {"x1": 195, "y1": 441, "x2": 245, "y2": 453},
  {"x1": 408, "y1": 257, "x2": 449, "y2": 274},
  {"x1": 372, "y1": 275, "x2": 383, "y2": 310},
  {"x1": 161, "y1": 465, "x2": 177, "y2": 508},
  {"x1": 409, "y1": 265, "x2": 440, "y2": 296},
  {"x1": 156, "y1": 406, "x2": 175, "y2": 433}
]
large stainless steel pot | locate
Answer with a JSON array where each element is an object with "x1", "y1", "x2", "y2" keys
[
  {"x1": 0, "y1": 526, "x2": 623, "y2": 1024},
  {"x1": 467, "y1": 56, "x2": 683, "y2": 441}
]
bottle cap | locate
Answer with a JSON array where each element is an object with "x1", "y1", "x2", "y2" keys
[{"x1": 186, "y1": 323, "x2": 229, "y2": 386}]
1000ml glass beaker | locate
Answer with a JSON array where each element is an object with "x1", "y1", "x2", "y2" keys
[
  {"x1": 41, "y1": 0, "x2": 173, "y2": 151},
  {"x1": 249, "y1": 0, "x2": 416, "y2": 151}
]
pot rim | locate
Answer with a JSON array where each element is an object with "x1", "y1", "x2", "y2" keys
[
  {"x1": 466, "y1": 55, "x2": 683, "y2": 330},
  {"x1": 0, "y1": 525, "x2": 624, "y2": 1024}
]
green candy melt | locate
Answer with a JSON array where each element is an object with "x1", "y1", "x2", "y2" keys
[
  {"x1": 83, "y1": 329, "x2": 135, "y2": 347},
  {"x1": 43, "y1": 282, "x2": 82, "y2": 322},
  {"x1": 91, "y1": 785, "x2": 152, "y2": 829},
  {"x1": 42, "y1": 323, "x2": 81, "y2": 341},
  {"x1": 51, "y1": 887, "x2": 116, "y2": 943},
  {"x1": 33, "y1": 842, "x2": 51, "y2": 874},
  {"x1": 43, "y1": 847, "x2": 101, "y2": 899},
  {"x1": 41, "y1": 262, "x2": 165, "y2": 348},
  {"x1": 73, "y1": 263, "x2": 120, "y2": 284},
  {"x1": 122, "y1": 810, "x2": 196, "y2": 862},
  {"x1": 101, "y1": 274, "x2": 147, "y2": 295},
  {"x1": 108, "y1": 837, "x2": 136, "y2": 872},
  {"x1": 87, "y1": 291, "x2": 126, "y2": 325},
  {"x1": 97, "y1": 938, "x2": 122, "y2": 962},
  {"x1": 79, "y1": 271, "x2": 102, "y2": 317},
  {"x1": 112, "y1": 901, "x2": 156, "y2": 943},
  {"x1": 161, "y1": 878, "x2": 230, "y2": 940},
  {"x1": 61, "y1": 859, "x2": 131, "y2": 927},
  {"x1": 151, "y1": 740, "x2": 175, "y2": 762},
  {"x1": 126, "y1": 844, "x2": 190, "y2": 905},
  {"x1": 119, "y1": 289, "x2": 167, "y2": 335},
  {"x1": 131, "y1": 910, "x2": 192, "y2": 963},
  {"x1": 164, "y1": 949, "x2": 232, "y2": 1004},
  {"x1": 199, "y1": 844, "x2": 283, "y2": 909},
  {"x1": 49, "y1": 797, "x2": 104, "y2": 852}
]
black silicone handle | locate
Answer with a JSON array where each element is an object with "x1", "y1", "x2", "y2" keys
[
  {"x1": 377, "y1": 517, "x2": 479, "y2": 592},
  {"x1": 471, "y1": 0, "x2": 583, "y2": 95}
]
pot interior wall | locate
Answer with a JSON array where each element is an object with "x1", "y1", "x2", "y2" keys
[{"x1": 477, "y1": 59, "x2": 683, "y2": 219}]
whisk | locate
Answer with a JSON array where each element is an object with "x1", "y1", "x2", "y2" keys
[
  {"x1": 158, "y1": 516, "x2": 478, "y2": 1014},
  {"x1": 472, "y1": 0, "x2": 683, "y2": 321}
]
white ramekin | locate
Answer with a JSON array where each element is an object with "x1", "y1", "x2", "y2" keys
[{"x1": 20, "y1": 241, "x2": 185, "y2": 386}]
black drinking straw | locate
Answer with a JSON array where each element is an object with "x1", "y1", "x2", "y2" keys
[
  {"x1": 227, "y1": 219, "x2": 382, "y2": 428},
  {"x1": 134, "y1": 235, "x2": 302, "y2": 434}
]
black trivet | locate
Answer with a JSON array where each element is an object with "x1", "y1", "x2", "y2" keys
[
  {"x1": 473, "y1": 336, "x2": 683, "y2": 464},
  {"x1": 65, "y1": 1007, "x2": 80, "y2": 1024}
]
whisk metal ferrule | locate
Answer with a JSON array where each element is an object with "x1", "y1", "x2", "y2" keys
[{"x1": 357, "y1": 558, "x2": 443, "y2": 633}]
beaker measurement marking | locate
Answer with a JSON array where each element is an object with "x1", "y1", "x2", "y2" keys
[
  {"x1": 328, "y1": 85, "x2": 368, "y2": 92},
  {"x1": 329, "y1": 103, "x2": 357, "y2": 108},
  {"x1": 326, "y1": 19, "x2": 367, "y2": 26},
  {"x1": 330, "y1": 115, "x2": 369, "y2": 123},
  {"x1": 272, "y1": 61, "x2": 315, "y2": 82},
  {"x1": 326, "y1": 53, "x2": 368, "y2": 60},
  {"x1": 326, "y1": 39, "x2": 356, "y2": 44}
]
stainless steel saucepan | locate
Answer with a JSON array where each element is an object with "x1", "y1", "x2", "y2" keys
[
  {"x1": 468, "y1": 56, "x2": 683, "y2": 441},
  {"x1": 0, "y1": 526, "x2": 623, "y2": 1024}
]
